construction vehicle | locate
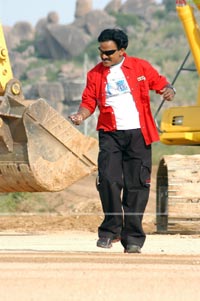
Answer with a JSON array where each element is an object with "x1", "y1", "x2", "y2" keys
[
  {"x1": 0, "y1": 24, "x2": 98, "y2": 192},
  {"x1": 156, "y1": 0, "x2": 200, "y2": 233}
]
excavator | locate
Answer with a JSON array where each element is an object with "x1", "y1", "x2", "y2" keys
[
  {"x1": 0, "y1": 24, "x2": 98, "y2": 192},
  {"x1": 156, "y1": 0, "x2": 200, "y2": 233}
]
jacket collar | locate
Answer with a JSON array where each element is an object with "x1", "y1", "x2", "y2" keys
[{"x1": 122, "y1": 53, "x2": 134, "y2": 69}]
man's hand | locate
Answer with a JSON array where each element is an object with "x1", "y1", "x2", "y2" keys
[
  {"x1": 69, "y1": 108, "x2": 91, "y2": 125},
  {"x1": 160, "y1": 86, "x2": 176, "y2": 101},
  {"x1": 68, "y1": 113, "x2": 84, "y2": 125}
]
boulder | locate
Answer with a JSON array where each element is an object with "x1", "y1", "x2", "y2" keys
[
  {"x1": 105, "y1": 0, "x2": 122, "y2": 13},
  {"x1": 62, "y1": 79, "x2": 85, "y2": 103},
  {"x1": 26, "y1": 67, "x2": 46, "y2": 80},
  {"x1": 75, "y1": 0, "x2": 93, "y2": 18},
  {"x1": 47, "y1": 11, "x2": 59, "y2": 24},
  {"x1": 47, "y1": 24, "x2": 91, "y2": 58},
  {"x1": 12, "y1": 59, "x2": 29, "y2": 79},
  {"x1": 28, "y1": 82, "x2": 65, "y2": 112},
  {"x1": 3, "y1": 25, "x2": 21, "y2": 50},
  {"x1": 11, "y1": 22, "x2": 35, "y2": 41},
  {"x1": 73, "y1": 10, "x2": 116, "y2": 38},
  {"x1": 120, "y1": 0, "x2": 157, "y2": 19}
]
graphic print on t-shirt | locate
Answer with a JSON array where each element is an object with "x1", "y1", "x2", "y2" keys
[
  {"x1": 106, "y1": 77, "x2": 130, "y2": 97},
  {"x1": 106, "y1": 78, "x2": 130, "y2": 97}
]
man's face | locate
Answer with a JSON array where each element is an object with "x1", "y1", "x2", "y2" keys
[{"x1": 98, "y1": 40, "x2": 125, "y2": 67}]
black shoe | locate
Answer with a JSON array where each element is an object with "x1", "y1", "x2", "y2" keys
[
  {"x1": 97, "y1": 237, "x2": 113, "y2": 248},
  {"x1": 124, "y1": 244, "x2": 141, "y2": 253}
]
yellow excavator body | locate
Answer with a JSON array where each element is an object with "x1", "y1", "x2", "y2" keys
[
  {"x1": 0, "y1": 25, "x2": 98, "y2": 192},
  {"x1": 156, "y1": 0, "x2": 200, "y2": 233},
  {"x1": 160, "y1": 106, "x2": 200, "y2": 145}
]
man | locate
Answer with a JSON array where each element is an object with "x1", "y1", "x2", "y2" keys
[{"x1": 69, "y1": 28, "x2": 175, "y2": 253}]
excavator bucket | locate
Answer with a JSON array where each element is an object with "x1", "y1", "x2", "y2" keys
[{"x1": 0, "y1": 79, "x2": 98, "y2": 192}]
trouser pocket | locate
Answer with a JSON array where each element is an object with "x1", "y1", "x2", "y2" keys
[{"x1": 140, "y1": 162, "x2": 151, "y2": 188}]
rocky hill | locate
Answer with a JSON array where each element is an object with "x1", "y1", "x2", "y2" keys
[{"x1": 2, "y1": 0, "x2": 198, "y2": 137}]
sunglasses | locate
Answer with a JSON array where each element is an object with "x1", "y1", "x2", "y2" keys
[{"x1": 98, "y1": 47, "x2": 118, "y2": 56}]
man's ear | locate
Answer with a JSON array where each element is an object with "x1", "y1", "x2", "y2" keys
[{"x1": 119, "y1": 48, "x2": 125, "y2": 56}]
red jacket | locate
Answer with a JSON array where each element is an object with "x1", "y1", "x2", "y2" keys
[{"x1": 80, "y1": 54, "x2": 169, "y2": 145}]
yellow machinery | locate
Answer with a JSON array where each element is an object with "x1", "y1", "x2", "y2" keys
[
  {"x1": 0, "y1": 24, "x2": 98, "y2": 192},
  {"x1": 156, "y1": 0, "x2": 200, "y2": 233}
]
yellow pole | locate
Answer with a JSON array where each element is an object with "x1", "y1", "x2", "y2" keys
[
  {"x1": 176, "y1": 4, "x2": 200, "y2": 75},
  {"x1": 197, "y1": 81, "x2": 200, "y2": 105},
  {"x1": 0, "y1": 24, "x2": 13, "y2": 95}
]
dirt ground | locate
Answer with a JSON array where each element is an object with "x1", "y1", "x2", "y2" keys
[
  {"x1": 0, "y1": 165, "x2": 199, "y2": 237},
  {"x1": 0, "y1": 166, "x2": 158, "y2": 234}
]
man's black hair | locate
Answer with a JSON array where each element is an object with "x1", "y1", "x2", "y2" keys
[{"x1": 98, "y1": 28, "x2": 128, "y2": 50}]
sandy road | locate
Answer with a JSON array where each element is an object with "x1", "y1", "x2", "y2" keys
[
  {"x1": 0, "y1": 252, "x2": 200, "y2": 301},
  {"x1": 0, "y1": 231, "x2": 200, "y2": 301}
]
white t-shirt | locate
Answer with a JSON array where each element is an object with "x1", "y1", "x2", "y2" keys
[{"x1": 105, "y1": 60, "x2": 140, "y2": 130}]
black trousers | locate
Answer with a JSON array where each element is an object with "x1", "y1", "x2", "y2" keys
[{"x1": 97, "y1": 129, "x2": 152, "y2": 248}]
